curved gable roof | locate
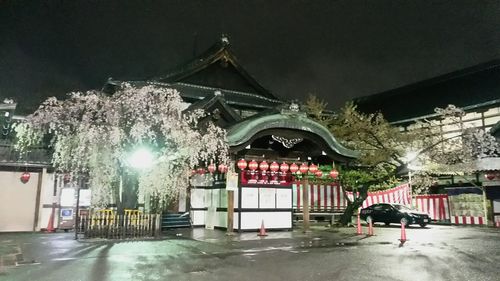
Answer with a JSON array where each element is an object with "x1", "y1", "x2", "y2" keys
[{"x1": 227, "y1": 110, "x2": 359, "y2": 159}]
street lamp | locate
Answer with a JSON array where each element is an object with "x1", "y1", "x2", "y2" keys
[{"x1": 127, "y1": 147, "x2": 154, "y2": 169}]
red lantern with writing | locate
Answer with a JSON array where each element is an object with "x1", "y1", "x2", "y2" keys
[
  {"x1": 237, "y1": 159, "x2": 247, "y2": 170},
  {"x1": 280, "y1": 162, "x2": 289, "y2": 173},
  {"x1": 315, "y1": 170, "x2": 323, "y2": 178},
  {"x1": 218, "y1": 164, "x2": 228, "y2": 173},
  {"x1": 290, "y1": 163, "x2": 299, "y2": 173},
  {"x1": 270, "y1": 161, "x2": 279, "y2": 172},
  {"x1": 309, "y1": 164, "x2": 318, "y2": 174},
  {"x1": 330, "y1": 169, "x2": 339, "y2": 179},
  {"x1": 259, "y1": 161, "x2": 269, "y2": 171},
  {"x1": 299, "y1": 163, "x2": 309, "y2": 174},
  {"x1": 20, "y1": 172, "x2": 30, "y2": 184},
  {"x1": 248, "y1": 160, "x2": 259, "y2": 171},
  {"x1": 207, "y1": 163, "x2": 216, "y2": 174}
]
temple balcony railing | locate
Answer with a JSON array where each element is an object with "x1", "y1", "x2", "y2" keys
[{"x1": 0, "y1": 139, "x2": 52, "y2": 168}]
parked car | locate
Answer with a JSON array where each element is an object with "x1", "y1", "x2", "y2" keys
[{"x1": 359, "y1": 203, "x2": 430, "y2": 227}]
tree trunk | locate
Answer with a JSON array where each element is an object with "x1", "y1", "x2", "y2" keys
[{"x1": 339, "y1": 185, "x2": 369, "y2": 226}]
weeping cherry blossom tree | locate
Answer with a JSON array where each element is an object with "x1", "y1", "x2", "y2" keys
[{"x1": 15, "y1": 83, "x2": 229, "y2": 211}]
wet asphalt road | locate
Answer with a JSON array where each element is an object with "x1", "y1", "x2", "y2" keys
[{"x1": 0, "y1": 225, "x2": 499, "y2": 281}]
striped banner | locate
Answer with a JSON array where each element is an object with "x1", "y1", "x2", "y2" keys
[
  {"x1": 415, "y1": 194, "x2": 450, "y2": 221},
  {"x1": 452, "y1": 216, "x2": 484, "y2": 225},
  {"x1": 346, "y1": 183, "x2": 412, "y2": 209},
  {"x1": 293, "y1": 183, "x2": 346, "y2": 211}
]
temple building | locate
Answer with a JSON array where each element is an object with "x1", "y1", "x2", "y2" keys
[
  {"x1": 354, "y1": 60, "x2": 500, "y2": 226},
  {"x1": 103, "y1": 36, "x2": 358, "y2": 231},
  {"x1": 0, "y1": 36, "x2": 357, "y2": 232}
]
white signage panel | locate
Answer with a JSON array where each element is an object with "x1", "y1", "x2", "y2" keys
[{"x1": 259, "y1": 188, "x2": 276, "y2": 208}]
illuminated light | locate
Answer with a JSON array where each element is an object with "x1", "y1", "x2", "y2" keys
[
  {"x1": 237, "y1": 159, "x2": 247, "y2": 170},
  {"x1": 248, "y1": 160, "x2": 259, "y2": 171},
  {"x1": 269, "y1": 161, "x2": 279, "y2": 172},
  {"x1": 299, "y1": 163, "x2": 309, "y2": 174},
  {"x1": 259, "y1": 161, "x2": 269, "y2": 171},
  {"x1": 309, "y1": 164, "x2": 318, "y2": 174},
  {"x1": 280, "y1": 162, "x2": 289, "y2": 173},
  {"x1": 127, "y1": 148, "x2": 154, "y2": 169}
]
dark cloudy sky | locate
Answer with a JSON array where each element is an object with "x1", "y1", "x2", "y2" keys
[{"x1": 1, "y1": 0, "x2": 500, "y2": 113}]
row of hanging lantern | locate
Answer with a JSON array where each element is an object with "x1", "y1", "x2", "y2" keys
[
  {"x1": 191, "y1": 159, "x2": 340, "y2": 181},
  {"x1": 236, "y1": 159, "x2": 339, "y2": 179},
  {"x1": 193, "y1": 163, "x2": 229, "y2": 175}
]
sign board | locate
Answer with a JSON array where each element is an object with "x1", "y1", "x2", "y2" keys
[
  {"x1": 226, "y1": 172, "x2": 238, "y2": 191},
  {"x1": 79, "y1": 189, "x2": 91, "y2": 206},
  {"x1": 60, "y1": 208, "x2": 74, "y2": 220},
  {"x1": 259, "y1": 188, "x2": 276, "y2": 208},
  {"x1": 493, "y1": 199, "x2": 500, "y2": 213}
]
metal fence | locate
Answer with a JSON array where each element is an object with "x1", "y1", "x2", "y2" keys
[{"x1": 76, "y1": 212, "x2": 161, "y2": 239}]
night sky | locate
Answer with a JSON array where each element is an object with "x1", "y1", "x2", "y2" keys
[{"x1": 1, "y1": 0, "x2": 500, "y2": 113}]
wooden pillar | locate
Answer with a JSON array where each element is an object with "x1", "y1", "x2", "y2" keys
[
  {"x1": 302, "y1": 177, "x2": 310, "y2": 232},
  {"x1": 227, "y1": 190, "x2": 234, "y2": 234},
  {"x1": 33, "y1": 168, "x2": 45, "y2": 231}
]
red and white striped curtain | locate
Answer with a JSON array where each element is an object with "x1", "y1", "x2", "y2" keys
[
  {"x1": 293, "y1": 183, "x2": 347, "y2": 211},
  {"x1": 415, "y1": 194, "x2": 450, "y2": 221},
  {"x1": 346, "y1": 183, "x2": 412, "y2": 209}
]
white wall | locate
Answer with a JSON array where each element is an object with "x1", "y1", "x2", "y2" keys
[
  {"x1": 36, "y1": 171, "x2": 58, "y2": 231},
  {"x1": 0, "y1": 171, "x2": 39, "y2": 232}
]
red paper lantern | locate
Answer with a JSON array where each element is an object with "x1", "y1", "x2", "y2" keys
[
  {"x1": 270, "y1": 161, "x2": 279, "y2": 172},
  {"x1": 485, "y1": 172, "x2": 496, "y2": 180},
  {"x1": 218, "y1": 164, "x2": 228, "y2": 173},
  {"x1": 191, "y1": 169, "x2": 197, "y2": 176},
  {"x1": 20, "y1": 172, "x2": 30, "y2": 184},
  {"x1": 197, "y1": 168, "x2": 206, "y2": 175},
  {"x1": 248, "y1": 160, "x2": 259, "y2": 171},
  {"x1": 259, "y1": 161, "x2": 269, "y2": 171},
  {"x1": 290, "y1": 163, "x2": 299, "y2": 173},
  {"x1": 299, "y1": 163, "x2": 309, "y2": 174},
  {"x1": 330, "y1": 169, "x2": 339, "y2": 179},
  {"x1": 309, "y1": 164, "x2": 318, "y2": 174},
  {"x1": 280, "y1": 162, "x2": 289, "y2": 173},
  {"x1": 207, "y1": 163, "x2": 216, "y2": 174},
  {"x1": 237, "y1": 159, "x2": 247, "y2": 170},
  {"x1": 315, "y1": 170, "x2": 323, "y2": 177}
]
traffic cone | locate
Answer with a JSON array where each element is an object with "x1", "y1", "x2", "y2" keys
[
  {"x1": 368, "y1": 219, "x2": 374, "y2": 236},
  {"x1": 356, "y1": 213, "x2": 363, "y2": 235},
  {"x1": 258, "y1": 220, "x2": 267, "y2": 237},
  {"x1": 45, "y1": 204, "x2": 56, "y2": 233},
  {"x1": 399, "y1": 220, "x2": 407, "y2": 244}
]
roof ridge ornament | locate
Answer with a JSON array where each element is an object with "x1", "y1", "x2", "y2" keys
[
  {"x1": 272, "y1": 135, "x2": 303, "y2": 149},
  {"x1": 220, "y1": 34, "x2": 230, "y2": 46},
  {"x1": 280, "y1": 100, "x2": 306, "y2": 117}
]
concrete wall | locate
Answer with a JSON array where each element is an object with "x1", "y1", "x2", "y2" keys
[
  {"x1": 0, "y1": 171, "x2": 39, "y2": 232},
  {"x1": 0, "y1": 169, "x2": 61, "y2": 232}
]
